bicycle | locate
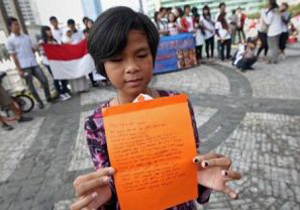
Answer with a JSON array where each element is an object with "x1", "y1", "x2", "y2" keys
[{"x1": 0, "y1": 72, "x2": 35, "y2": 115}]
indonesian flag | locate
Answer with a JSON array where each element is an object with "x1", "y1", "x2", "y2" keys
[{"x1": 42, "y1": 39, "x2": 95, "y2": 80}]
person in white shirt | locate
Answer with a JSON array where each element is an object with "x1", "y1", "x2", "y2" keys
[
  {"x1": 67, "y1": 19, "x2": 85, "y2": 44},
  {"x1": 216, "y1": 12, "x2": 231, "y2": 61},
  {"x1": 167, "y1": 12, "x2": 179, "y2": 35},
  {"x1": 49, "y1": 16, "x2": 63, "y2": 43},
  {"x1": 279, "y1": 3, "x2": 291, "y2": 57},
  {"x1": 215, "y1": 2, "x2": 227, "y2": 59},
  {"x1": 201, "y1": 5, "x2": 215, "y2": 62},
  {"x1": 154, "y1": 11, "x2": 168, "y2": 36},
  {"x1": 5, "y1": 17, "x2": 53, "y2": 109},
  {"x1": 263, "y1": 0, "x2": 282, "y2": 64},
  {"x1": 180, "y1": 5, "x2": 194, "y2": 33}
]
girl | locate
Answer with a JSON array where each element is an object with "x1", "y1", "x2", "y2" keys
[
  {"x1": 167, "y1": 12, "x2": 179, "y2": 35},
  {"x1": 193, "y1": 9, "x2": 205, "y2": 64},
  {"x1": 154, "y1": 11, "x2": 169, "y2": 36},
  {"x1": 216, "y1": 12, "x2": 232, "y2": 61},
  {"x1": 39, "y1": 26, "x2": 71, "y2": 101},
  {"x1": 201, "y1": 5, "x2": 215, "y2": 63},
  {"x1": 263, "y1": 0, "x2": 282, "y2": 64},
  {"x1": 181, "y1": 5, "x2": 194, "y2": 33},
  {"x1": 279, "y1": 3, "x2": 291, "y2": 58},
  {"x1": 70, "y1": 7, "x2": 241, "y2": 210}
]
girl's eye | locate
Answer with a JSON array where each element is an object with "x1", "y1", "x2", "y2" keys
[
  {"x1": 110, "y1": 58, "x2": 122, "y2": 62},
  {"x1": 137, "y1": 53, "x2": 148, "y2": 58}
]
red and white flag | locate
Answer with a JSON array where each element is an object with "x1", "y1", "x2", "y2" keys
[{"x1": 43, "y1": 39, "x2": 96, "y2": 80}]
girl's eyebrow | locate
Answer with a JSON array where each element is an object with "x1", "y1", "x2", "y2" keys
[{"x1": 135, "y1": 47, "x2": 149, "y2": 53}]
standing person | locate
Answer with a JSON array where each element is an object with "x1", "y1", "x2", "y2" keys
[
  {"x1": 70, "y1": 7, "x2": 241, "y2": 210},
  {"x1": 67, "y1": 19, "x2": 85, "y2": 44},
  {"x1": 167, "y1": 12, "x2": 179, "y2": 35},
  {"x1": 257, "y1": 8, "x2": 269, "y2": 59},
  {"x1": 279, "y1": 3, "x2": 291, "y2": 59},
  {"x1": 264, "y1": 0, "x2": 282, "y2": 64},
  {"x1": 216, "y1": 12, "x2": 231, "y2": 61},
  {"x1": 175, "y1": 7, "x2": 184, "y2": 31},
  {"x1": 154, "y1": 11, "x2": 168, "y2": 36},
  {"x1": 236, "y1": 7, "x2": 247, "y2": 43},
  {"x1": 201, "y1": 5, "x2": 215, "y2": 63},
  {"x1": 66, "y1": 19, "x2": 90, "y2": 93},
  {"x1": 216, "y1": 3, "x2": 227, "y2": 59},
  {"x1": 193, "y1": 8, "x2": 205, "y2": 63},
  {"x1": 229, "y1": 10, "x2": 238, "y2": 45},
  {"x1": 49, "y1": 16, "x2": 63, "y2": 43},
  {"x1": 39, "y1": 26, "x2": 71, "y2": 101},
  {"x1": 5, "y1": 17, "x2": 53, "y2": 109},
  {"x1": 181, "y1": 5, "x2": 194, "y2": 33}
]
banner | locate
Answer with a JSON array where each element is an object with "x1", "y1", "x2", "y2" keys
[
  {"x1": 154, "y1": 33, "x2": 197, "y2": 74},
  {"x1": 43, "y1": 40, "x2": 96, "y2": 80}
]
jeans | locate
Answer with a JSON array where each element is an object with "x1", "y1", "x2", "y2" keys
[
  {"x1": 45, "y1": 65, "x2": 69, "y2": 95},
  {"x1": 23, "y1": 65, "x2": 50, "y2": 104},
  {"x1": 257, "y1": 32, "x2": 268, "y2": 58},
  {"x1": 196, "y1": 45, "x2": 203, "y2": 61},
  {"x1": 237, "y1": 57, "x2": 257, "y2": 70},
  {"x1": 205, "y1": 36, "x2": 215, "y2": 58},
  {"x1": 237, "y1": 26, "x2": 246, "y2": 43},
  {"x1": 220, "y1": 39, "x2": 231, "y2": 61}
]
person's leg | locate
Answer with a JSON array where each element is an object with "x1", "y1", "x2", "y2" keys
[
  {"x1": 220, "y1": 41, "x2": 225, "y2": 61},
  {"x1": 226, "y1": 39, "x2": 231, "y2": 59},
  {"x1": 211, "y1": 36, "x2": 215, "y2": 58},
  {"x1": 205, "y1": 38, "x2": 210, "y2": 58},
  {"x1": 217, "y1": 40, "x2": 221, "y2": 59},
  {"x1": 23, "y1": 68, "x2": 44, "y2": 105},
  {"x1": 32, "y1": 66, "x2": 51, "y2": 101},
  {"x1": 237, "y1": 28, "x2": 242, "y2": 43},
  {"x1": 60, "y1": 80, "x2": 69, "y2": 94},
  {"x1": 195, "y1": 45, "x2": 201, "y2": 62},
  {"x1": 45, "y1": 65, "x2": 61, "y2": 95},
  {"x1": 241, "y1": 27, "x2": 246, "y2": 42},
  {"x1": 279, "y1": 32, "x2": 285, "y2": 53},
  {"x1": 267, "y1": 35, "x2": 280, "y2": 63},
  {"x1": 263, "y1": 32, "x2": 269, "y2": 56},
  {"x1": 232, "y1": 27, "x2": 236, "y2": 44},
  {"x1": 199, "y1": 45, "x2": 203, "y2": 60},
  {"x1": 0, "y1": 115, "x2": 13, "y2": 130},
  {"x1": 257, "y1": 32, "x2": 264, "y2": 57}
]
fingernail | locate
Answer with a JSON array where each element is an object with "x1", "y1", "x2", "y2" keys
[
  {"x1": 222, "y1": 170, "x2": 228, "y2": 176},
  {"x1": 231, "y1": 192, "x2": 238, "y2": 199},
  {"x1": 193, "y1": 157, "x2": 199, "y2": 163},
  {"x1": 108, "y1": 168, "x2": 115, "y2": 174},
  {"x1": 201, "y1": 161, "x2": 209, "y2": 168},
  {"x1": 92, "y1": 192, "x2": 98, "y2": 198}
]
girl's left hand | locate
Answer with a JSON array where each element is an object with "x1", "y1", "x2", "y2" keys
[{"x1": 193, "y1": 153, "x2": 242, "y2": 199}]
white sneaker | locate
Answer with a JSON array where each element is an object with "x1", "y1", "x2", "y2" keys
[
  {"x1": 60, "y1": 94, "x2": 68, "y2": 101},
  {"x1": 64, "y1": 93, "x2": 72, "y2": 100}
]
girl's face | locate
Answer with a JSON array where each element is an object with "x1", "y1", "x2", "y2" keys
[
  {"x1": 46, "y1": 29, "x2": 52, "y2": 37},
  {"x1": 204, "y1": 9, "x2": 208, "y2": 15},
  {"x1": 104, "y1": 30, "x2": 153, "y2": 96},
  {"x1": 169, "y1": 13, "x2": 175, "y2": 22},
  {"x1": 87, "y1": 20, "x2": 93, "y2": 29}
]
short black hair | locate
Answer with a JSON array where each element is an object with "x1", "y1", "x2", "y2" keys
[
  {"x1": 49, "y1": 16, "x2": 57, "y2": 22},
  {"x1": 82, "y1": 16, "x2": 89, "y2": 23},
  {"x1": 88, "y1": 6, "x2": 159, "y2": 78},
  {"x1": 7, "y1": 17, "x2": 18, "y2": 27},
  {"x1": 67, "y1": 19, "x2": 75, "y2": 25},
  {"x1": 184, "y1": 4, "x2": 190, "y2": 10},
  {"x1": 159, "y1": 7, "x2": 166, "y2": 12},
  {"x1": 219, "y1": 2, "x2": 226, "y2": 8}
]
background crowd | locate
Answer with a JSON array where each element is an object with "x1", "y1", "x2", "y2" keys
[{"x1": 153, "y1": 0, "x2": 296, "y2": 70}]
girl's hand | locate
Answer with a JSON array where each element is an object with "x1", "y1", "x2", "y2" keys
[
  {"x1": 193, "y1": 154, "x2": 241, "y2": 199},
  {"x1": 70, "y1": 167, "x2": 115, "y2": 210}
]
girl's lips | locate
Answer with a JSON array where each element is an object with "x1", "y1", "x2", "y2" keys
[{"x1": 125, "y1": 78, "x2": 143, "y2": 87}]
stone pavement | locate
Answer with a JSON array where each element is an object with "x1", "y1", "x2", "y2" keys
[{"x1": 1, "y1": 43, "x2": 300, "y2": 210}]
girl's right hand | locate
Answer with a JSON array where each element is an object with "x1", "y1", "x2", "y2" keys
[{"x1": 70, "y1": 167, "x2": 115, "y2": 210}]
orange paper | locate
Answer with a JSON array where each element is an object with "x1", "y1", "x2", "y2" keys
[{"x1": 103, "y1": 95, "x2": 198, "y2": 210}]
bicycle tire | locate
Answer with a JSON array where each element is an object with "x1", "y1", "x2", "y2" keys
[{"x1": 14, "y1": 94, "x2": 35, "y2": 113}]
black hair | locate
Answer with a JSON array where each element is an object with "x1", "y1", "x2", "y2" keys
[
  {"x1": 282, "y1": 3, "x2": 289, "y2": 9},
  {"x1": 41, "y1": 26, "x2": 56, "y2": 43},
  {"x1": 176, "y1": 7, "x2": 184, "y2": 18},
  {"x1": 154, "y1": 11, "x2": 159, "y2": 22},
  {"x1": 219, "y1": 2, "x2": 226, "y2": 8},
  {"x1": 184, "y1": 4, "x2": 190, "y2": 11},
  {"x1": 82, "y1": 16, "x2": 89, "y2": 23},
  {"x1": 217, "y1": 12, "x2": 228, "y2": 30},
  {"x1": 49, "y1": 16, "x2": 57, "y2": 22},
  {"x1": 232, "y1": 9, "x2": 236, "y2": 14},
  {"x1": 88, "y1": 6, "x2": 159, "y2": 78},
  {"x1": 168, "y1": 12, "x2": 177, "y2": 23},
  {"x1": 159, "y1": 7, "x2": 166, "y2": 12},
  {"x1": 67, "y1": 19, "x2": 75, "y2": 25},
  {"x1": 267, "y1": 0, "x2": 279, "y2": 13},
  {"x1": 202, "y1": 5, "x2": 211, "y2": 19},
  {"x1": 7, "y1": 17, "x2": 18, "y2": 27},
  {"x1": 166, "y1": 7, "x2": 172, "y2": 12}
]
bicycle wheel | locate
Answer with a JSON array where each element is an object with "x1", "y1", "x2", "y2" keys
[{"x1": 14, "y1": 94, "x2": 35, "y2": 113}]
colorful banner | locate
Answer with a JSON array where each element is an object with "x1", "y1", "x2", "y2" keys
[{"x1": 154, "y1": 33, "x2": 197, "y2": 74}]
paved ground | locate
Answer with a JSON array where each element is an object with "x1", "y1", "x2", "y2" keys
[{"x1": 1, "y1": 43, "x2": 300, "y2": 210}]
